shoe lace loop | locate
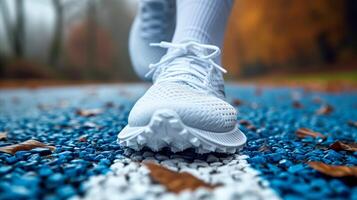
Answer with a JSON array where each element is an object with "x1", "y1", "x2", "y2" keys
[{"x1": 145, "y1": 41, "x2": 227, "y2": 94}]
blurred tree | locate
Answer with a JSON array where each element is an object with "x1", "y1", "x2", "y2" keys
[
  {"x1": 86, "y1": 0, "x2": 97, "y2": 72},
  {"x1": 0, "y1": 0, "x2": 26, "y2": 58},
  {"x1": 50, "y1": 0, "x2": 86, "y2": 67},
  {"x1": 223, "y1": 0, "x2": 353, "y2": 77},
  {"x1": 49, "y1": 0, "x2": 64, "y2": 67}
]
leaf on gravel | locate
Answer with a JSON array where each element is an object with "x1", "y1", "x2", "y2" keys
[
  {"x1": 255, "y1": 87, "x2": 262, "y2": 96},
  {"x1": 78, "y1": 135, "x2": 88, "y2": 142},
  {"x1": 105, "y1": 102, "x2": 115, "y2": 108},
  {"x1": 347, "y1": 120, "x2": 357, "y2": 128},
  {"x1": 312, "y1": 96, "x2": 322, "y2": 104},
  {"x1": 330, "y1": 141, "x2": 357, "y2": 152},
  {"x1": 258, "y1": 144, "x2": 270, "y2": 152},
  {"x1": 0, "y1": 132, "x2": 7, "y2": 141},
  {"x1": 76, "y1": 108, "x2": 103, "y2": 117},
  {"x1": 308, "y1": 161, "x2": 357, "y2": 178},
  {"x1": 232, "y1": 99, "x2": 243, "y2": 106},
  {"x1": 295, "y1": 128, "x2": 326, "y2": 139},
  {"x1": 316, "y1": 104, "x2": 333, "y2": 115},
  {"x1": 144, "y1": 162, "x2": 218, "y2": 193},
  {"x1": 238, "y1": 120, "x2": 256, "y2": 131},
  {"x1": 0, "y1": 139, "x2": 55, "y2": 155},
  {"x1": 238, "y1": 120, "x2": 251, "y2": 126},
  {"x1": 292, "y1": 101, "x2": 303, "y2": 108}
]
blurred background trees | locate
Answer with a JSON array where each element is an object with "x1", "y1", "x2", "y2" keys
[
  {"x1": 0, "y1": 0, "x2": 135, "y2": 81},
  {"x1": 0, "y1": 0, "x2": 356, "y2": 82}
]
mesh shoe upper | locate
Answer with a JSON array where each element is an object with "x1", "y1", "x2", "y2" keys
[
  {"x1": 128, "y1": 82, "x2": 237, "y2": 132},
  {"x1": 128, "y1": 41, "x2": 238, "y2": 133}
]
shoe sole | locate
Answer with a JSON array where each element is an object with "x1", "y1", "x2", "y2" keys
[{"x1": 117, "y1": 109, "x2": 247, "y2": 154}]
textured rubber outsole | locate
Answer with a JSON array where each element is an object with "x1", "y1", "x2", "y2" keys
[{"x1": 117, "y1": 109, "x2": 247, "y2": 154}]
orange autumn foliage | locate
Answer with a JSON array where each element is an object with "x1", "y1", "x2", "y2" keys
[{"x1": 223, "y1": 0, "x2": 346, "y2": 75}]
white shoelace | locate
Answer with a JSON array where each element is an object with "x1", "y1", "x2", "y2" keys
[
  {"x1": 140, "y1": 0, "x2": 172, "y2": 39},
  {"x1": 145, "y1": 41, "x2": 227, "y2": 95}
]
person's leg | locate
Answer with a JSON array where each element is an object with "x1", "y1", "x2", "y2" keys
[
  {"x1": 129, "y1": 0, "x2": 176, "y2": 81},
  {"x1": 170, "y1": 0, "x2": 233, "y2": 64},
  {"x1": 119, "y1": 0, "x2": 246, "y2": 154}
]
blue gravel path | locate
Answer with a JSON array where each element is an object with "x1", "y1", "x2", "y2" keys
[{"x1": 0, "y1": 84, "x2": 356, "y2": 200}]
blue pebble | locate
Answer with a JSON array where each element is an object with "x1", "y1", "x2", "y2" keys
[
  {"x1": 0, "y1": 166, "x2": 12, "y2": 175},
  {"x1": 6, "y1": 156, "x2": 18, "y2": 164},
  {"x1": 248, "y1": 156, "x2": 266, "y2": 164},
  {"x1": 99, "y1": 158, "x2": 111, "y2": 166},
  {"x1": 288, "y1": 164, "x2": 305, "y2": 174},
  {"x1": 278, "y1": 159, "x2": 293, "y2": 168},
  {"x1": 15, "y1": 151, "x2": 31, "y2": 160},
  {"x1": 323, "y1": 150, "x2": 343, "y2": 160},
  {"x1": 56, "y1": 185, "x2": 76, "y2": 199},
  {"x1": 38, "y1": 167, "x2": 53, "y2": 177},
  {"x1": 30, "y1": 147, "x2": 52, "y2": 156},
  {"x1": 46, "y1": 173, "x2": 64, "y2": 188}
]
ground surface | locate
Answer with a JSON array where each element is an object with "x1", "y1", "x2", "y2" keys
[{"x1": 0, "y1": 84, "x2": 356, "y2": 200}]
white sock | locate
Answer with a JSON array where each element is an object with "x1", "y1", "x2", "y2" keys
[{"x1": 170, "y1": 0, "x2": 233, "y2": 62}]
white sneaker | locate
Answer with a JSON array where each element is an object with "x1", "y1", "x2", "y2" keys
[
  {"x1": 118, "y1": 41, "x2": 246, "y2": 154},
  {"x1": 129, "y1": 0, "x2": 176, "y2": 80}
]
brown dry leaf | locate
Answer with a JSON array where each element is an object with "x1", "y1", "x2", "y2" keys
[
  {"x1": 312, "y1": 96, "x2": 322, "y2": 104},
  {"x1": 258, "y1": 144, "x2": 270, "y2": 152},
  {"x1": 232, "y1": 99, "x2": 243, "y2": 106},
  {"x1": 0, "y1": 132, "x2": 7, "y2": 141},
  {"x1": 255, "y1": 87, "x2": 262, "y2": 96},
  {"x1": 330, "y1": 141, "x2": 357, "y2": 152},
  {"x1": 308, "y1": 161, "x2": 357, "y2": 178},
  {"x1": 238, "y1": 120, "x2": 251, "y2": 126},
  {"x1": 295, "y1": 128, "x2": 326, "y2": 139},
  {"x1": 246, "y1": 125, "x2": 257, "y2": 131},
  {"x1": 76, "y1": 108, "x2": 103, "y2": 117},
  {"x1": 0, "y1": 139, "x2": 55, "y2": 155},
  {"x1": 292, "y1": 101, "x2": 303, "y2": 108},
  {"x1": 78, "y1": 135, "x2": 88, "y2": 142},
  {"x1": 238, "y1": 120, "x2": 257, "y2": 131},
  {"x1": 316, "y1": 104, "x2": 334, "y2": 115},
  {"x1": 105, "y1": 102, "x2": 115, "y2": 108},
  {"x1": 347, "y1": 120, "x2": 357, "y2": 128},
  {"x1": 144, "y1": 162, "x2": 218, "y2": 193}
]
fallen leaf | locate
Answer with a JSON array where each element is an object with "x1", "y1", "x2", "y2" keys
[
  {"x1": 308, "y1": 161, "x2": 357, "y2": 178},
  {"x1": 316, "y1": 104, "x2": 333, "y2": 115},
  {"x1": 232, "y1": 99, "x2": 243, "y2": 106},
  {"x1": 330, "y1": 141, "x2": 357, "y2": 152},
  {"x1": 0, "y1": 139, "x2": 55, "y2": 155},
  {"x1": 83, "y1": 122, "x2": 98, "y2": 128},
  {"x1": 0, "y1": 132, "x2": 7, "y2": 141},
  {"x1": 78, "y1": 135, "x2": 88, "y2": 142},
  {"x1": 251, "y1": 102, "x2": 259, "y2": 109},
  {"x1": 37, "y1": 103, "x2": 52, "y2": 110},
  {"x1": 246, "y1": 125, "x2": 257, "y2": 131},
  {"x1": 105, "y1": 102, "x2": 115, "y2": 108},
  {"x1": 258, "y1": 144, "x2": 270, "y2": 152},
  {"x1": 292, "y1": 101, "x2": 303, "y2": 108},
  {"x1": 347, "y1": 120, "x2": 357, "y2": 128},
  {"x1": 295, "y1": 128, "x2": 326, "y2": 139},
  {"x1": 255, "y1": 87, "x2": 262, "y2": 96},
  {"x1": 312, "y1": 96, "x2": 322, "y2": 104},
  {"x1": 238, "y1": 120, "x2": 251, "y2": 126},
  {"x1": 76, "y1": 108, "x2": 103, "y2": 117},
  {"x1": 238, "y1": 120, "x2": 257, "y2": 131},
  {"x1": 144, "y1": 162, "x2": 218, "y2": 193}
]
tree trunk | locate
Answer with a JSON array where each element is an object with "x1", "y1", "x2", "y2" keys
[
  {"x1": 0, "y1": 0, "x2": 14, "y2": 49},
  {"x1": 49, "y1": 0, "x2": 63, "y2": 67},
  {"x1": 87, "y1": 0, "x2": 97, "y2": 73},
  {"x1": 14, "y1": 0, "x2": 25, "y2": 58}
]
